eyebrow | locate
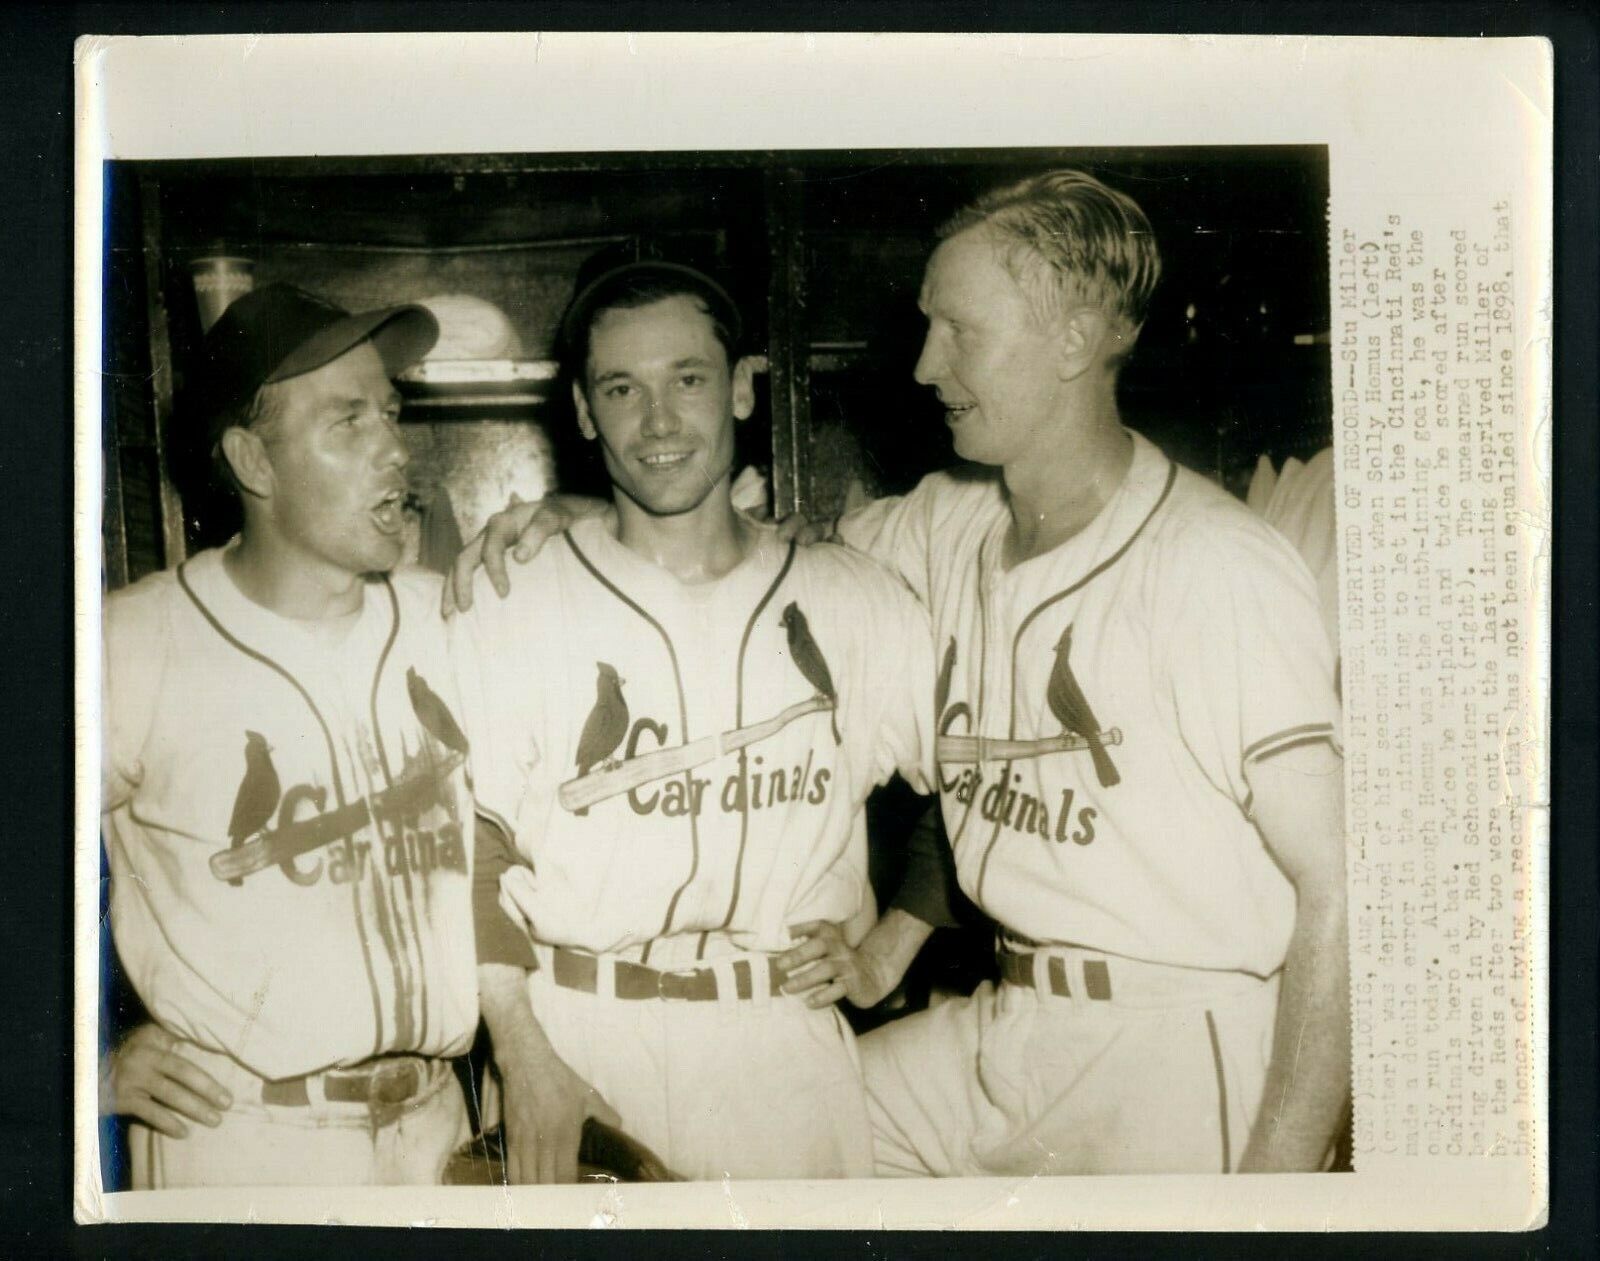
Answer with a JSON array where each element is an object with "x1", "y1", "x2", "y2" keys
[
  {"x1": 591, "y1": 357, "x2": 713, "y2": 385},
  {"x1": 325, "y1": 391, "x2": 402, "y2": 412}
]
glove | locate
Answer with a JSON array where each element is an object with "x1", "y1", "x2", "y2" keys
[{"x1": 442, "y1": 1116, "x2": 681, "y2": 1185}]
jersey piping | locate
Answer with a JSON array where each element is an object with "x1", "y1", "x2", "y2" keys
[
  {"x1": 972, "y1": 459, "x2": 1179, "y2": 905},
  {"x1": 174, "y1": 561, "x2": 388, "y2": 1056},
  {"x1": 713, "y1": 540, "x2": 798, "y2": 944},
  {"x1": 366, "y1": 579, "x2": 429, "y2": 1050},
  {"x1": 564, "y1": 532, "x2": 698, "y2": 963}
]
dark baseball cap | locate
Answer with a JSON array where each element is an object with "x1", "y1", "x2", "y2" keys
[
  {"x1": 185, "y1": 283, "x2": 439, "y2": 445},
  {"x1": 558, "y1": 239, "x2": 743, "y2": 360}
]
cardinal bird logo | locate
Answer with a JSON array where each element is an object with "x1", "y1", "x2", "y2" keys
[
  {"x1": 1047, "y1": 625, "x2": 1121, "y2": 788},
  {"x1": 575, "y1": 662, "x2": 630, "y2": 778},
  {"x1": 780, "y1": 602, "x2": 841, "y2": 745},
  {"x1": 407, "y1": 667, "x2": 469, "y2": 756},
  {"x1": 225, "y1": 731, "x2": 281, "y2": 887}
]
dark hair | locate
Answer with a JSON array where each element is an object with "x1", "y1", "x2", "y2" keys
[
  {"x1": 566, "y1": 272, "x2": 741, "y2": 382},
  {"x1": 206, "y1": 380, "x2": 287, "y2": 499}
]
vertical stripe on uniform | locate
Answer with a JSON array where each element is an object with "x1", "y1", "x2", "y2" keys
[
  {"x1": 943, "y1": 546, "x2": 989, "y2": 852},
  {"x1": 1205, "y1": 1008, "x2": 1232, "y2": 1173},
  {"x1": 717, "y1": 541, "x2": 798, "y2": 932},
  {"x1": 564, "y1": 534, "x2": 696, "y2": 957},
  {"x1": 366, "y1": 577, "x2": 429, "y2": 1051},
  {"x1": 972, "y1": 461, "x2": 1178, "y2": 905},
  {"x1": 176, "y1": 562, "x2": 387, "y2": 1054}
]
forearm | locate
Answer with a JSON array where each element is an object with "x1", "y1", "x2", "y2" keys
[
  {"x1": 478, "y1": 962, "x2": 604, "y2": 1183},
  {"x1": 478, "y1": 963, "x2": 557, "y2": 1075},
  {"x1": 856, "y1": 907, "x2": 936, "y2": 1001},
  {"x1": 1239, "y1": 890, "x2": 1350, "y2": 1171}
]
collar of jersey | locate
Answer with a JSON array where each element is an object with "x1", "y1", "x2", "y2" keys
[
  {"x1": 979, "y1": 429, "x2": 1173, "y2": 592},
  {"x1": 185, "y1": 539, "x2": 384, "y2": 655},
  {"x1": 566, "y1": 511, "x2": 792, "y2": 609}
]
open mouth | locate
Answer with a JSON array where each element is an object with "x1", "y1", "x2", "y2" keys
[
  {"x1": 638, "y1": 450, "x2": 695, "y2": 471},
  {"x1": 370, "y1": 488, "x2": 406, "y2": 536},
  {"x1": 943, "y1": 402, "x2": 975, "y2": 422}
]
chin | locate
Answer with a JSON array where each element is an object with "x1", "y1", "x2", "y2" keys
[
  {"x1": 635, "y1": 495, "x2": 707, "y2": 519},
  {"x1": 622, "y1": 478, "x2": 717, "y2": 519},
  {"x1": 950, "y1": 428, "x2": 1000, "y2": 467},
  {"x1": 352, "y1": 538, "x2": 406, "y2": 576}
]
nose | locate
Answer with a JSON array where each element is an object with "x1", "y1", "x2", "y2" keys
[
  {"x1": 640, "y1": 390, "x2": 681, "y2": 438},
  {"x1": 913, "y1": 327, "x2": 945, "y2": 387},
  {"x1": 375, "y1": 412, "x2": 410, "y2": 472}
]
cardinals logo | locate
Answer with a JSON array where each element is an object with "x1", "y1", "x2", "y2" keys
[
  {"x1": 574, "y1": 662, "x2": 630, "y2": 778},
  {"x1": 1046, "y1": 625, "x2": 1120, "y2": 788},
  {"x1": 225, "y1": 731, "x2": 280, "y2": 887},
  {"x1": 408, "y1": 667, "x2": 469, "y2": 758},
  {"x1": 935, "y1": 626, "x2": 1123, "y2": 788},
  {"x1": 210, "y1": 673, "x2": 471, "y2": 887},
  {"x1": 779, "y1": 602, "x2": 841, "y2": 745},
  {"x1": 567, "y1": 663, "x2": 630, "y2": 817}
]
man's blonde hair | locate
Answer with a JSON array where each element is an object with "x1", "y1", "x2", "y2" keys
[{"x1": 939, "y1": 169, "x2": 1162, "y2": 338}]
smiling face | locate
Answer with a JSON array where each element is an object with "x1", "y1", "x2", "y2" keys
[
  {"x1": 238, "y1": 339, "x2": 411, "y2": 580},
  {"x1": 574, "y1": 293, "x2": 754, "y2": 519},
  {"x1": 913, "y1": 226, "x2": 1073, "y2": 469}
]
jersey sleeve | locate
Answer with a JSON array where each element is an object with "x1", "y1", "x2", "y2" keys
[
  {"x1": 447, "y1": 577, "x2": 543, "y2": 849},
  {"x1": 474, "y1": 813, "x2": 537, "y2": 969},
  {"x1": 1258, "y1": 448, "x2": 1340, "y2": 661},
  {"x1": 836, "y1": 492, "x2": 930, "y2": 606},
  {"x1": 861, "y1": 566, "x2": 938, "y2": 795},
  {"x1": 100, "y1": 578, "x2": 172, "y2": 814},
  {"x1": 1160, "y1": 513, "x2": 1342, "y2": 813},
  {"x1": 887, "y1": 801, "x2": 964, "y2": 929}
]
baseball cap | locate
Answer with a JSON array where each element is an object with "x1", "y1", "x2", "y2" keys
[
  {"x1": 184, "y1": 283, "x2": 440, "y2": 448},
  {"x1": 558, "y1": 239, "x2": 743, "y2": 360}
]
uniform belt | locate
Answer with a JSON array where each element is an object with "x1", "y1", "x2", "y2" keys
[
  {"x1": 260, "y1": 1056, "x2": 427, "y2": 1108},
  {"x1": 550, "y1": 945, "x2": 784, "y2": 1002},
  {"x1": 997, "y1": 948, "x2": 1114, "y2": 1001}
]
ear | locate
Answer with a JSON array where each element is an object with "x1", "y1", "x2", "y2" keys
[
  {"x1": 219, "y1": 426, "x2": 275, "y2": 500},
  {"x1": 571, "y1": 380, "x2": 598, "y2": 440},
  {"x1": 730, "y1": 355, "x2": 757, "y2": 422},
  {"x1": 1052, "y1": 307, "x2": 1117, "y2": 382}
]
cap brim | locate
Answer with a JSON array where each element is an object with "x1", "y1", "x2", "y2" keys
[
  {"x1": 559, "y1": 261, "x2": 742, "y2": 353},
  {"x1": 265, "y1": 304, "x2": 440, "y2": 384}
]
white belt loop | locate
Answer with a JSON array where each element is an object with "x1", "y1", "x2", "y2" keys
[
  {"x1": 751, "y1": 955, "x2": 774, "y2": 1008},
  {"x1": 1031, "y1": 951, "x2": 1051, "y2": 996},
  {"x1": 711, "y1": 958, "x2": 739, "y2": 1012},
  {"x1": 530, "y1": 941, "x2": 565, "y2": 998}
]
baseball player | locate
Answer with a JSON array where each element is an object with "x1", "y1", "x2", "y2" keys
[
  {"x1": 99, "y1": 284, "x2": 479, "y2": 1188},
  {"x1": 795, "y1": 170, "x2": 1349, "y2": 1176},
  {"x1": 455, "y1": 171, "x2": 1349, "y2": 1177},
  {"x1": 451, "y1": 243, "x2": 936, "y2": 1182}
]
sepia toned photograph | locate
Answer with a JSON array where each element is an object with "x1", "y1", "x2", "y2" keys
[
  {"x1": 75, "y1": 33, "x2": 1548, "y2": 1231},
  {"x1": 97, "y1": 143, "x2": 1345, "y2": 1193}
]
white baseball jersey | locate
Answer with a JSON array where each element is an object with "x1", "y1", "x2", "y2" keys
[
  {"x1": 101, "y1": 545, "x2": 479, "y2": 1083},
  {"x1": 840, "y1": 429, "x2": 1341, "y2": 978},
  {"x1": 450, "y1": 516, "x2": 936, "y2": 963}
]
